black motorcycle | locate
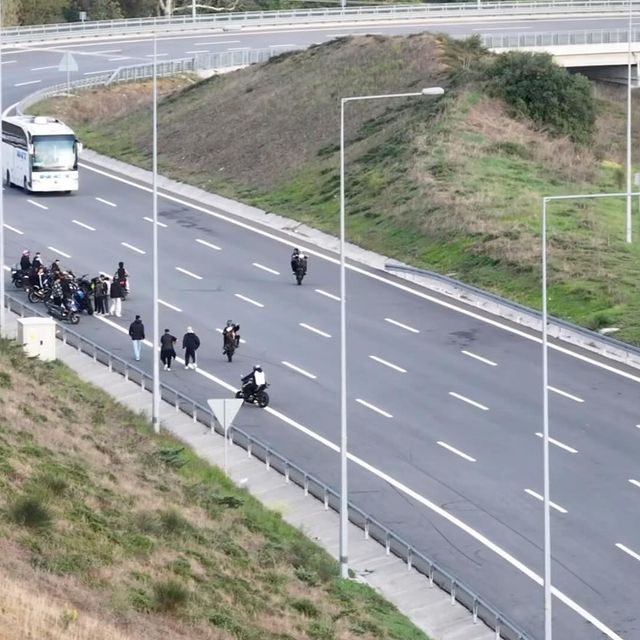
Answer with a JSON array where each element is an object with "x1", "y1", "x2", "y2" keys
[
  {"x1": 235, "y1": 382, "x2": 269, "y2": 408},
  {"x1": 10, "y1": 267, "x2": 25, "y2": 289},
  {"x1": 295, "y1": 262, "x2": 306, "y2": 285},
  {"x1": 28, "y1": 286, "x2": 51, "y2": 304},
  {"x1": 44, "y1": 299, "x2": 80, "y2": 325},
  {"x1": 222, "y1": 324, "x2": 240, "y2": 362}
]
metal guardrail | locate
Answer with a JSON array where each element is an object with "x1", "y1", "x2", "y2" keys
[
  {"x1": 0, "y1": 1, "x2": 636, "y2": 44},
  {"x1": 482, "y1": 27, "x2": 640, "y2": 47},
  {"x1": 5, "y1": 291, "x2": 529, "y2": 640}
]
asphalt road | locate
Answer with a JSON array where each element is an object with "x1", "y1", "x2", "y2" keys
[{"x1": 1, "y1": 14, "x2": 639, "y2": 640}]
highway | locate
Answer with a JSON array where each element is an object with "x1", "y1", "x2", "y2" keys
[{"x1": 2, "y1": 13, "x2": 640, "y2": 640}]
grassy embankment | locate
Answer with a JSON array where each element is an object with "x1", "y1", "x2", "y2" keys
[
  {"x1": 0, "y1": 338, "x2": 429, "y2": 640},
  {"x1": 37, "y1": 34, "x2": 640, "y2": 344}
]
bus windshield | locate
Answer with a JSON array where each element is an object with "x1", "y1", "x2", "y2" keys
[{"x1": 32, "y1": 134, "x2": 76, "y2": 171}]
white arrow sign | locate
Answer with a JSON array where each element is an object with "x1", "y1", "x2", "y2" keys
[{"x1": 58, "y1": 52, "x2": 78, "y2": 73}]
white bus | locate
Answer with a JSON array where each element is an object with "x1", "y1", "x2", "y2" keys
[{"x1": 2, "y1": 115, "x2": 82, "y2": 193}]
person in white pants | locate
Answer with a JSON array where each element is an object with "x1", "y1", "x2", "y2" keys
[{"x1": 108, "y1": 277, "x2": 124, "y2": 318}]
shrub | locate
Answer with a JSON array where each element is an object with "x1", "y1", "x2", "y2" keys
[
  {"x1": 485, "y1": 51, "x2": 595, "y2": 143},
  {"x1": 8, "y1": 495, "x2": 52, "y2": 529},
  {"x1": 158, "y1": 509, "x2": 191, "y2": 536},
  {"x1": 290, "y1": 598, "x2": 320, "y2": 618},
  {"x1": 153, "y1": 579, "x2": 189, "y2": 612},
  {"x1": 0, "y1": 371, "x2": 12, "y2": 388}
]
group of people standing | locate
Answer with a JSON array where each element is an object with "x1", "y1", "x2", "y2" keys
[{"x1": 128, "y1": 317, "x2": 201, "y2": 372}]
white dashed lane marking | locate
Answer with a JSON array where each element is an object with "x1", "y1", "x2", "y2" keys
[
  {"x1": 629, "y1": 479, "x2": 640, "y2": 489},
  {"x1": 449, "y1": 391, "x2": 489, "y2": 411},
  {"x1": 143, "y1": 216, "x2": 167, "y2": 227},
  {"x1": 524, "y1": 489, "x2": 567, "y2": 514},
  {"x1": 3, "y1": 224, "x2": 23, "y2": 235},
  {"x1": 48, "y1": 246, "x2": 71, "y2": 259},
  {"x1": 121, "y1": 242, "x2": 145, "y2": 255},
  {"x1": 299, "y1": 323, "x2": 331, "y2": 338},
  {"x1": 355, "y1": 398, "x2": 392, "y2": 418},
  {"x1": 72, "y1": 220, "x2": 96, "y2": 231},
  {"x1": 196, "y1": 238, "x2": 221, "y2": 251},
  {"x1": 253, "y1": 262, "x2": 280, "y2": 275},
  {"x1": 158, "y1": 299, "x2": 182, "y2": 312},
  {"x1": 315, "y1": 288, "x2": 340, "y2": 301},
  {"x1": 616, "y1": 543, "x2": 640, "y2": 562},
  {"x1": 548, "y1": 386, "x2": 584, "y2": 403},
  {"x1": 96, "y1": 197, "x2": 116, "y2": 207},
  {"x1": 27, "y1": 199, "x2": 48, "y2": 210},
  {"x1": 281, "y1": 361, "x2": 316, "y2": 379},
  {"x1": 235, "y1": 293, "x2": 264, "y2": 308},
  {"x1": 369, "y1": 355, "x2": 406, "y2": 373},
  {"x1": 175, "y1": 267, "x2": 202, "y2": 280},
  {"x1": 15, "y1": 80, "x2": 41, "y2": 87},
  {"x1": 535, "y1": 432, "x2": 578, "y2": 454},
  {"x1": 31, "y1": 65, "x2": 57, "y2": 71},
  {"x1": 385, "y1": 317, "x2": 419, "y2": 333},
  {"x1": 461, "y1": 350, "x2": 498, "y2": 366},
  {"x1": 437, "y1": 441, "x2": 476, "y2": 462}
]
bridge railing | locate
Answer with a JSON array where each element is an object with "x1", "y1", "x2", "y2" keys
[
  {"x1": 482, "y1": 27, "x2": 640, "y2": 47},
  {"x1": 1, "y1": 1, "x2": 636, "y2": 43},
  {"x1": 4, "y1": 292, "x2": 529, "y2": 640}
]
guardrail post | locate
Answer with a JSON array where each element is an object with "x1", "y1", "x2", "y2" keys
[
  {"x1": 247, "y1": 442, "x2": 252, "y2": 458},
  {"x1": 323, "y1": 488, "x2": 328, "y2": 510},
  {"x1": 428, "y1": 564, "x2": 434, "y2": 587},
  {"x1": 193, "y1": 402, "x2": 197, "y2": 422},
  {"x1": 407, "y1": 547, "x2": 412, "y2": 571},
  {"x1": 108, "y1": 354, "x2": 112, "y2": 372},
  {"x1": 473, "y1": 598, "x2": 478, "y2": 623},
  {"x1": 450, "y1": 580, "x2": 456, "y2": 605},
  {"x1": 495, "y1": 617, "x2": 501, "y2": 639},
  {"x1": 304, "y1": 476, "x2": 309, "y2": 496},
  {"x1": 385, "y1": 533, "x2": 390, "y2": 555},
  {"x1": 266, "y1": 451, "x2": 270, "y2": 470},
  {"x1": 364, "y1": 518, "x2": 369, "y2": 540},
  {"x1": 284, "y1": 463, "x2": 289, "y2": 483}
]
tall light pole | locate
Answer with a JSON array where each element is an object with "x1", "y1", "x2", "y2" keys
[
  {"x1": 541, "y1": 189, "x2": 637, "y2": 640},
  {"x1": 192, "y1": 0, "x2": 196, "y2": 21},
  {"x1": 152, "y1": 33, "x2": 160, "y2": 434},
  {"x1": 339, "y1": 86, "x2": 444, "y2": 579},
  {"x1": 0, "y1": 5, "x2": 5, "y2": 337},
  {"x1": 626, "y1": 0, "x2": 633, "y2": 243}
]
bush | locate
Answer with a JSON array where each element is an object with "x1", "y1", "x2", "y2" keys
[
  {"x1": 8, "y1": 495, "x2": 52, "y2": 529},
  {"x1": 290, "y1": 598, "x2": 320, "y2": 618},
  {"x1": 485, "y1": 51, "x2": 595, "y2": 143},
  {"x1": 153, "y1": 579, "x2": 189, "y2": 612}
]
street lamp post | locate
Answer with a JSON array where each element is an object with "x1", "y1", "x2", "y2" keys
[
  {"x1": 0, "y1": 7, "x2": 5, "y2": 337},
  {"x1": 152, "y1": 33, "x2": 160, "y2": 434},
  {"x1": 339, "y1": 86, "x2": 444, "y2": 579},
  {"x1": 541, "y1": 189, "x2": 638, "y2": 640},
  {"x1": 626, "y1": 0, "x2": 633, "y2": 243}
]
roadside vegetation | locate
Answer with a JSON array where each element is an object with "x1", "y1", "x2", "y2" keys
[
  {"x1": 37, "y1": 33, "x2": 640, "y2": 344},
  {"x1": 0, "y1": 337, "x2": 430, "y2": 640}
]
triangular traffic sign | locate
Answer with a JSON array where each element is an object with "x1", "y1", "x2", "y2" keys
[
  {"x1": 58, "y1": 52, "x2": 78, "y2": 72},
  {"x1": 207, "y1": 398, "x2": 243, "y2": 430}
]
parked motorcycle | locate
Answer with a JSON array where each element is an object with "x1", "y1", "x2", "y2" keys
[
  {"x1": 10, "y1": 266, "x2": 25, "y2": 289},
  {"x1": 235, "y1": 382, "x2": 270, "y2": 408},
  {"x1": 28, "y1": 286, "x2": 51, "y2": 304},
  {"x1": 44, "y1": 299, "x2": 80, "y2": 325}
]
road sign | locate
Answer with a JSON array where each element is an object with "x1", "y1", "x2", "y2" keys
[
  {"x1": 58, "y1": 52, "x2": 78, "y2": 73},
  {"x1": 207, "y1": 398, "x2": 242, "y2": 429}
]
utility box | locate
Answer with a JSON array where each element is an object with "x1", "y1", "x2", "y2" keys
[{"x1": 17, "y1": 317, "x2": 56, "y2": 362}]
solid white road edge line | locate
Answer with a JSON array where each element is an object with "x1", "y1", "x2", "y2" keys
[
  {"x1": 369, "y1": 355, "x2": 406, "y2": 373},
  {"x1": 48, "y1": 246, "x2": 71, "y2": 259},
  {"x1": 437, "y1": 441, "x2": 476, "y2": 462},
  {"x1": 384, "y1": 317, "x2": 419, "y2": 333},
  {"x1": 143, "y1": 216, "x2": 167, "y2": 228},
  {"x1": 548, "y1": 386, "x2": 584, "y2": 403},
  {"x1": 299, "y1": 322, "x2": 331, "y2": 338},
  {"x1": 235, "y1": 293, "x2": 264, "y2": 308},
  {"x1": 355, "y1": 398, "x2": 392, "y2": 418},
  {"x1": 72, "y1": 219, "x2": 96, "y2": 231},
  {"x1": 3, "y1": 224, "x2": 23, "y2": 235},
  {"x1": 96, "y1": 196, "x2": 117, "y2": 207},
  {"x1": 534, "y1": 432, "x2": 578, "y2": 454},
  {"x1": 315, "y1": 288, "x2": 340, "y2": 301},
  {"x1": 80, "y1": 164, "x2": 640, "y2": 388},
  {"x1": 158, "y1": 299, "x2": 182, "y2": 313},
  {"x1": 253, "y1": 262, "x2": 280, "y2": 275},
  {"x1": 121, "y1": 241, "x2": 146, "y2": 255},
  {"x1": 27, "y1": 199, "x2": 48, "y2": 210},
  {"x1": 91, "y1": 312, "x2": 625, "y2": 640},
  {"x1": 195, "y1": 238, "x2": 221, "y2": 251},
  {"x1": 616, "y1": 543, "x2": 640, "y2": 562},
  {"x1": 281, "y1": 361, "x2": 316, "y2": 379},
  {"x1": 461, "y1": 350, "x2": 498, "y2": 366},
  {"x1": 524, "y1": 489, "x2": 568, "y2": 514},
  {"x1": 175, "y1": 266, "x2": 202, "y2": 280},
  {"x1": 449, "y1": 391, "x2": 489, "y2": 411}
]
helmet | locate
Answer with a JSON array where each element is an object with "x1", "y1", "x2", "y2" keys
[
  {"x1": 292, "y1": 248, "x2": 299, "y2": 255},
  {"x1": 22, "y1": 250, "x2": 29, "y2": 256},
  {"x1": 226, "y1": 320, "x2": 233, "y2": 327},
  {"x1": 253, "y1": 364, "x2": 262, "y2": 371}
]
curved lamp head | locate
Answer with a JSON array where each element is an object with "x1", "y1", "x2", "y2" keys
[{"x1": 421, "y1": 87, "x2": 445, "y2": 96}]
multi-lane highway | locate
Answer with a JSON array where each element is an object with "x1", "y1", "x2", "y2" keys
[{"x1": 2, "y1": 13, "x2": 639, "y2": 640}]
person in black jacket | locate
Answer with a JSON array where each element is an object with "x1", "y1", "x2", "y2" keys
[
  {"x1": 109, "y1": 277, "x2": 124, "y2": 318},
  {"x1": 182, "y1": 326, "x2": 201, "y2": 370},
  {"x1": 160, "y1": 329, "x2": 177, "y2": 371},
  {"x1": 128, "y1": 315, "x2": 145, "y2": 361},
  {"x1": 20, "y1": 250, "x2": 31, "y2": 272}
]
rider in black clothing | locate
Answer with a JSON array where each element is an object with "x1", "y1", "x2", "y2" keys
[{"x1": 20, "y1": 250, "x2": 31, "y2": 272}]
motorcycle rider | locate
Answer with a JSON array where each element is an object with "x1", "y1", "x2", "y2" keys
[
  {"x1": 31, "y1": 252, "x2": 42, "y2": 270},
  {"x1": 290, "y1": 248, "x2": 300, "y2": 274},
  {"x1": 115, "y1": 261, "x2": 129, "y2": 294},
  {"x1": 241, "y1": 364, "x2": 266, "y2": 397},
  {"x1": 222, "y1": 320, "x2": 240, "y2": 351},
  {"x1": 51, "y1": 275, "x2": 64, "y2": 306},
  {"x1": 19, "y1": 250, "x2": 31, "y2": 272}
]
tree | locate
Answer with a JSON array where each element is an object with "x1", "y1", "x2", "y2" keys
[
  {"x1": 2, "y1": 0, "x2": 20, "y2": 26},
  {"x1": 19, "y1": 0, "x2": 68, "y2": 24}
]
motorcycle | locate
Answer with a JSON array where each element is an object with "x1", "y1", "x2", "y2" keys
[
  {"x1": 44, "y1": 298, "x2": 80, "y2": 325},
  {"x1": 295, "y1": 262, "x2": 306, "y2": 285},
  {"x1": 222, "y1": 324, "x2": 240, "y2": 362},
  {"x1": 235, "y1": 381, "x2": 270, "y2": 408},
  {"x1": 73, "y1": 288, "x2": 94, "y2": 315},
  {"x1": 28, "y1": 286, "x2": 51, "y2": 304},
  {"x1": 10, "y1": 266, "x2": 25, "y2": 289}
]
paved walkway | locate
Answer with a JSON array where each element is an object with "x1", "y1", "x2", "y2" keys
[{"x1": 7, "y1": 312, "x2": 495, "y2": 640}]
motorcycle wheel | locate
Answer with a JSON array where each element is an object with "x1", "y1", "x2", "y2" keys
[
  {"x1": 235, "y1": 390, "x2": 243, "y2": 399},
  {"x1": 296, "y1": 274, "x2": 303, "y2": 285},
  {"x1": 28, "y1": 291, "x2": 41, "y2": 304},
  {"x1": 226, "y1": 349, "x2": 233, "y2": 362},
  {"x1": 68, "y1": 312, "x2": 80, "y2": 325},
  {"x1": 257, "y1": 391, "x2": 270, "y2": 408},
  {"x1": 14, "y1": 278, "x2": 23, "y2": 289}
]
